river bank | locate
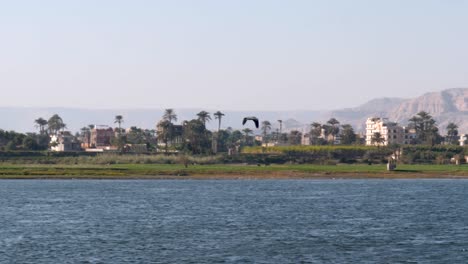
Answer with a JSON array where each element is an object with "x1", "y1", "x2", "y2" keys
[{"x1": 0, "y1": 164, "x2": 467, "y2": 179}]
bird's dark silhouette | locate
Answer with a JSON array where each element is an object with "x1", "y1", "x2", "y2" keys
[{"x1": 242, "y1": 116, "x2": 259, "y2": 128}]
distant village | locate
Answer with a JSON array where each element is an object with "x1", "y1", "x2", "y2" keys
[{"x1": 32, "y1": 109, "x2": 466, "y2": 154}]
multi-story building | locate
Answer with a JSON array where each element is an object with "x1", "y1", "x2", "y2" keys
[
  {"x1": 365, "y1": 117, "x2": 414, "y2": 146},
  {"x1": 90, "y1": 127, "x2": 115, "y2": 148}
]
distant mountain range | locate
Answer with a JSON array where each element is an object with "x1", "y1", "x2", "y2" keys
[{"x1": 1, "y1": 88, "x2": 467, "y2": 134}]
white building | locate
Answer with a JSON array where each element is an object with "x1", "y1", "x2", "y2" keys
[
  {"x1": 365, "y1": 117, "x2": 415, "y2": 146},
  {"x1": 50, "y1": 131, "x2": 80, "y2": 151}
]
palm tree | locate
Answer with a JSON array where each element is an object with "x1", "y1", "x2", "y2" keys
[
  {"x1": 47, "y1": 114, "x2": 65, "y2": 135},
  {"x1": 157, "y1": 120, "x2": 173, "y2": 154},
  {"x1": 261, "y1": 121, "x2": 272, "y2": 145},
  {"x1": 242, "y1": 128, "x2": 253, "y2": 145},
  {"x1": 34, "y1": 118, "x2": 48, "y2": 134},
  {"x1": 446, "y1": 122, "x2": 459, "y2": 145},
  {"x1": 371, "y1": 132, "x2": 386, "y2": 147},
  {"x1": 214, "y1": 111, "x2": 225, "y2": 132},
  {"x1": 114, "y1": 115, "x2": 124, "y2": 135},
  {"x1": 310, "y1": 122, "x2": 322, "y2": 145},
  {"x1": 163, "y1": 109, "x2": 177, "y2": 124},
  {"x1": 340, "y1": 124, "x2": 356, "y2": 145},
  {"x1": 277, "y1": 120, "x2": 283, "y2": 142},
  {"x1": 197, "y1": 111, "x2": 211, "y2": 127},
  {"x1": 212, "y1": 111, "x2": 225, "y2": 154},
  {"x1": 114, "y1": 115, "x2": 123, "y2": 129},
  {"x1": 326, "y1": 118, "x2": 340, "y2": 144},
  {"x1": 159, "y1": 109, "x2": 178, "y2": 153},
  {"x1": 409, "y1": 111, "x2": 440, "y2": 145}
]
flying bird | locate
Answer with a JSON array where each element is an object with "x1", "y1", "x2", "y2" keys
[{"x1": 242, "y1": 116, "x2": 259, "y2": 128}]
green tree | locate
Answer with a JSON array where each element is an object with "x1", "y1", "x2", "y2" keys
[
  {"x1": 212, "y1": 111, "x2": 225, "y2": 153},
  {"x1": 261, "y1": 121, "x2": 272, "y2": 145},
  {"x1": 288, "y1": 130, "x2": 302, "y2": 145},
  {"x1": 277, "y1": 120, "x2": 283, "y2": 142},
  {"x1": 309, "y1": 122, "x2": 322, "y2": 145},
  {"x1": 182, "y1": 119, "x2": 211, "y2": 154},
  {"x1": 446, "y1": 122, "x2": 459, "y2": 145},
  {"x1": 114, "y1": 115, "x2": 125, "y2": 151},
  {"x1": 326, "y1": 118, "x2": 340, "y2": 144},
  {"x1": 409, "y1": 111, "x2": 441, "y2": 145},
  {"x1": 127, "y1": 126, "x2": 145, "y2": 144},
  {"x1": 163, "y1": 109, "x2": 178, "y2": 123},
  {"x1": 22, "y1": 136, "x2": 39, "y2": 150},
  {"x1": 114, "y1": 115, "x2": 124, "y2": 134},
  {"x1": 242, "y1": 128, "x2": 253, "y2": 145},
  {"x1": 213, "y1": 111, "x2": 225, "y2": 132},
  {"x1": 215, "y1": 130, "x2": 231, "y2": 152},
  {"x1": 47, "y1": 114, "x2": 66, "y2": 135},
  {"x1": 34, "y1": 118, "x2": 48, "y2": 135},
  {"x1": 196, "y1": 111, "x2": 211, "y2": 127},
  {"x1": 371, "y1": 132, "x2": 385, "y2": 146},
  {"x1": 227, "y1": 130, "x2": 243, "y2": 150},
  {"x1": 157, "y1": 120, "x2": 173, "y2": 154},
  {"x1": 160, "y1": 109, "x2": 178, "y2": 152},
  {"x1": 340, "y1": 124, "x2": 356, "y2": 145}
]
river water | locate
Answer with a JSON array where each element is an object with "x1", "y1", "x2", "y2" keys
[{"x1": 1, "y1": 179, "x2": 468, "y2": 263}]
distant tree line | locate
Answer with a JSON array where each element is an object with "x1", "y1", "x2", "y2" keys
[{"x1": 0, "y1": 109, "x2": 465, "y2": 156}]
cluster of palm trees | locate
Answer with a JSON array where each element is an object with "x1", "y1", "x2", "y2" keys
[
  {"x1": 157, "y1": 109, "x2": 228, "y2": 154},
  {"x1": 307, "y1": 118, "x2": 357, "y2": 145},
  {"x1": 34, "y1": 114, "x2": 67, "y2": 135}
]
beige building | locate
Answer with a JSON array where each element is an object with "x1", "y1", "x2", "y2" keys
[{"x1": 365, "y1": 117, "x2": 415, "y2": 146}]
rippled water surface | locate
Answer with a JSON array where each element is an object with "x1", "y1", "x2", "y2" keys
[{"x1": 1, "y1": 179, "x2": 468, "y2": 263}]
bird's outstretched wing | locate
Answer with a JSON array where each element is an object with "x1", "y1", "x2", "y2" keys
[
  {"x1": 242, "y1": 118, "x2": 248, "y2": 126},
  {"x1": 253, "y1": 118, "x2": 259, "y2": 128}
]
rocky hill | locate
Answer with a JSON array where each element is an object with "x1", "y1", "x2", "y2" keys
[{"x1": 329, "y1": 88, "x2": 468, "y2": 134}]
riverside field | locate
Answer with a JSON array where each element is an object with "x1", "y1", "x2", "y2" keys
[{"x1": 0, "y1": 164, "x2": 467, "y2": 179}]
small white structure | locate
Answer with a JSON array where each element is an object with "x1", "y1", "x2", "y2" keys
[{"x1": 460, "y1": 134, "x2": 467, "y2": 146}]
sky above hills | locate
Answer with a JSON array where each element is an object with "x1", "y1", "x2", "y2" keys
[{"x1": 1, "y1": 0, "x2": 467, "y2": 111}]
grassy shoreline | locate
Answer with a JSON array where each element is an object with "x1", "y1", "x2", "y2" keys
[{"x1": 0, "y1": 163, "x2": 467, "y2": 179}]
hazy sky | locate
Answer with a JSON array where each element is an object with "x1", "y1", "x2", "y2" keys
[{"x1": 1, "y1": 0, "x2": 467, "y2": 110}]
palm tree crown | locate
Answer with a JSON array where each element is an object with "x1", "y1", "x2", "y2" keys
[
  {"x1": 47, "y1": 114, "x2": 66, "y2": 135},
  {"x1": 34, "y1": 118, "x2": 48, "y2": 134},
  {"x1": 261, "y1": 121, "x2": 271, "y2": 137},
  {"x1": 163, "y1": 109, "x2": 177, "y2": 123},
  {"x1": 197, "y1": 111, "x2": 211, "y2": 127},
  {"x1": 114, "y1": 115, "x2": 124, "y2": 134},
  {"x1": 214, "y1": 111, "x2": 225, "y2": 131}
]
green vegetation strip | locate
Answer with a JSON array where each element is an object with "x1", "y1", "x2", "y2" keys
[{"x1": 0, "y1": 164, "x2": 467, "y2": 179}]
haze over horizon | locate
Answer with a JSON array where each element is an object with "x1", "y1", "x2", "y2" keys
[{"x1": 1, "y1": 1, "x2": 467, "y2": 111}]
